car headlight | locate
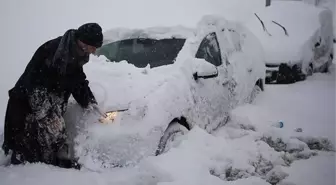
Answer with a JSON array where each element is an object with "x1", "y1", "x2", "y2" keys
[
  {"x1": 99, "y1": 111, "x2": 119, "y2": 124},
  {"x1": 98, "y1": 108, "x2": 128, "y2": 124}
]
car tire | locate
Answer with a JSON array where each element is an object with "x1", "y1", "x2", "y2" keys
[
  {"x1": 292, "y1": 64, "x2": 305, "y2": 82},
  {"x1": 245, "y1": 79, "x2": 263, "y2": 104},
  {"x1": 322, "y1": 53, "x2": 333, "y2": 73},
  {"x1": 306, "y1": 63, "x2": 313, "y2": 76},
  {"x1": 155, "y1": 120, "x2": 189, "y2": 156},
  {"x1": 247, "y1": 84, "x2": 262, "y2": 104}
]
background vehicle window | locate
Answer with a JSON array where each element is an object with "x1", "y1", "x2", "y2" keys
[
  {"x1": 195, "y1": 32, "x2": 222, "y2": 66},
  {"x1": 96, "y1": 38, "x2": 186, "y2": 68}
]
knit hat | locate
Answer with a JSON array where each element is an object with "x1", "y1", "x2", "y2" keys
[{"x1": 76, "y1": 23, "x2": 103, "y2": 48}]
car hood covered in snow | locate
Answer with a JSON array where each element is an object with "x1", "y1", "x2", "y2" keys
[
  {"x1": 245, "y1": 1, "x2": 333, "y2": 65},
  {"x1": 85, "y1": 58, "x2": 173, "y2": 109},
  {"x1": 85, "y1": 26, "x2": 196, "y2": 109}
]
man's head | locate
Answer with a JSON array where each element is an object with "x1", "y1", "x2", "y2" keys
[{"x1": 75, "y1": 23, "x2": 103, "y2": 54}]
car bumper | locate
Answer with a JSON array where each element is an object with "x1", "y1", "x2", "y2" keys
[{"x1": 265, "y1": 63, "x2": 305, "y2": 84}]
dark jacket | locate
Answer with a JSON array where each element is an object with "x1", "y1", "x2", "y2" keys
[
  {"x1": 2, "y1": 29, "x2": 97, "y2": 166},
  {"x1": 9, "y1": 29, "x2": 96, "y2": 109}
]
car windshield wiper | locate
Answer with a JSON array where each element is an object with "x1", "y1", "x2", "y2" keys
[
  {"x1": 272, "y1": 21, "x2": 289, "y2": 36},
  {"x1": 254, "y1": 13, "x2": 272, "y2": 36}
]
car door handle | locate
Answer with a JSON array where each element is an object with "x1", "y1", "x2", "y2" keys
[{"x1": 247, "y1": 68, "x2": 253, "y2": 73}]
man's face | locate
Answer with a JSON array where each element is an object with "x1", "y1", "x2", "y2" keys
[{"x1": 77, "y1": 40, "x2": 97, "y2": 55}]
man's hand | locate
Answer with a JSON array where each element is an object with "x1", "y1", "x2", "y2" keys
[{"x1": 86, "y1": 104, "x2": 107, "y2": 118}]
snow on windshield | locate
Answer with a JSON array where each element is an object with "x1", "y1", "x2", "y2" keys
[{"x1": 102, "y1": 26, "x2": 196, "y2": 45}]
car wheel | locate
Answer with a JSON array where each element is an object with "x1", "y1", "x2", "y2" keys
[
  {"x1": 306, "y1": 63, "x2": 313, "y2": 76},
  {"x1": 322, "y1": 54, "x2": 333, "y2": 73},
  {"x1": 292, "y1": 64, "x2": 306, "y2": 82},
  {"x1": 155, "y1": 121, "x2": 189, "y2": 156},
  {"x1": 247, "y1": 84, "x2": 262, "y2": 104},
  {"x1": 246, "y1": 79, "x2": 263, "y2": 104}
]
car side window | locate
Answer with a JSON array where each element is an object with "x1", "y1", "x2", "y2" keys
[{"x1": 195, "y1": 32, "x2": 222, "y2": 66}]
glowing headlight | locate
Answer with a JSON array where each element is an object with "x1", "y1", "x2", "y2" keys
[{"x1": 99, "y1": 111, "x2": 118, "y2": 124}]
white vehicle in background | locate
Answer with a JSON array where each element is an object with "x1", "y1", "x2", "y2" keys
[
  {"x1": 64, "y1": 15, "x2": 265, "y2": 169},
  {"x1": 245, "y1": 1, "x2": 334, "y2": 84}
]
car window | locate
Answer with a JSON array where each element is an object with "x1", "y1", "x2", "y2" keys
[
  {"x1": 195, "y1": 32, "x2": 222, "y2": 66},
  {"x1": 96, "y1": 38, "x2": 186, "y2": 68}
]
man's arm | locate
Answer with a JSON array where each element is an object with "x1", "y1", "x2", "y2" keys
[{"x1": 71, "y1": 67, "x2": 97, "y2": 108}]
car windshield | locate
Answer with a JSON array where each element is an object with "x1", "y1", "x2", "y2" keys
[{"x1": 96, "y1": 38, "x2": 186, "y2": 68}]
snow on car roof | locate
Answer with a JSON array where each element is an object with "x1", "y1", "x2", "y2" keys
[
  {"x1": 101, "y1": 14, "x2": 243, "y2": 48},
  {"x1": 102, "y1": 26, "x2": 196, "y2": 45},
  {"x1": 245, "y1": 1, "x2": 331, "y2": 64},
  {"x1": 256, "y1": 1, "x2": 324, "y2": 37}
]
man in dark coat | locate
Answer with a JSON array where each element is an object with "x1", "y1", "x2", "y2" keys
[{"x1": 2, "y1": 23, "x2": 105, "y2": 169}]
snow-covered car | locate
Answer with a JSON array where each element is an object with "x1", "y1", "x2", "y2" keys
[
  {"x1": 64, "y1": 15, "x2": 265, "y2": 169},
  {"x1": 245, "y1": 1, "x2": 334, "y2": 84}
]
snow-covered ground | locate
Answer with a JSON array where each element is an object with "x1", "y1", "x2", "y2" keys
[{"x1": 1, "y1": 65, "x2": 334, "y2": 185}]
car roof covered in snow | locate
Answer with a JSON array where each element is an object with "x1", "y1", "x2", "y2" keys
[
  {"x1": 245, "y1": 1, "x2": 332, "y2": 64},
  {"x1": 102, "y1": 26, "x2": 196, "y2": 45},
  {"x1": 101, "y1": 13, "x2": 257, "y2": 47},
  {"x1": 253, "y1": 1, "x2": 325, "y2": 37}
]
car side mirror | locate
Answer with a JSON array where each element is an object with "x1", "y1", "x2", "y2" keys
[{"x1": 192, "y1": 58, "x2": 218, "y2": 80}]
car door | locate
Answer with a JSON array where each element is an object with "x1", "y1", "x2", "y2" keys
[
  {"x1": 217, "y1": 26, "x2": 255, "y2": 106},
  {"x1": 190, "y1": 32, "x2": 231, "y2": 133}
]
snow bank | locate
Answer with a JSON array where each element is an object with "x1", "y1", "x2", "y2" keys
[
  {"x1": 0, "y1": 161, "x2": 171, "y2": 185},
  {"x1": 221, "y1": 68, "x2": 336, "y2": 184},
  {"x1": 0, "y1": 124, "x2": 295, "y2": 185},
  {"x1": 145, "y1": 126, "x2": 280, "y2": 185},
  {"x1": 245, "y1": 1, "x2": 333, "y2": 65},
  {"x1": 281, "y1": 152, "x2": 335, "y2": 185},
  {"x1": 229, "y1": 71, "x2": 335, "y2": 146}
]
